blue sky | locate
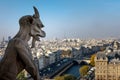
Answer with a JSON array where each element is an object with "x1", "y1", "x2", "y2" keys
[{"x1": 0, "y1": 0, "x2": 120, "y2": 41}]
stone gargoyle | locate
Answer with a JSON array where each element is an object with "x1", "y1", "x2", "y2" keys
[{"x1": 0, "y1": 6, "x2": 46, "y2": 80}]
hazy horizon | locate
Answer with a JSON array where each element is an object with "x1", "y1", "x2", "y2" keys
[{"x1": 1, "y1": 0, "x2": 120, "y2": 41}]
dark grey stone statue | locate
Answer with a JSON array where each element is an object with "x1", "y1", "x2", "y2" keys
[{"x1": 0, "y1": 6, "x2": 46, "y2": 80}]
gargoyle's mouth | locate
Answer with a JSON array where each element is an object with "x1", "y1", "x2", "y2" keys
[
  {"x1": 35, "y1": 30, "x2": 46, "y2": 41},
  {"x1": 36, "y1": 30, "x2": 46, "y2": 37},
  {"x1": 38, "y1": 30, "x2": 46, "y2": 38}
]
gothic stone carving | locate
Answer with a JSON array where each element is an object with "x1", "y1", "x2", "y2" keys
[{"x1": 0, "y1": 6, "x2": 45, "y2": 80}]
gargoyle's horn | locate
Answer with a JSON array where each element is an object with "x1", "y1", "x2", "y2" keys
[{"x1": 33, "y1": 6, "x2": 39, "y2": 18}]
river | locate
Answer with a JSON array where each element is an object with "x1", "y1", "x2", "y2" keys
[{"x1": 62, "y1": 64, "x2": 81, "y2": 78}]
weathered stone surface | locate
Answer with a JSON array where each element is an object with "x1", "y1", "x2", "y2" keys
[{"x1": 0, "y1": 6, "x2": 45, "y2": 80}]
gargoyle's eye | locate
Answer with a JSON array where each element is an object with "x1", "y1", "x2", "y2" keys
[
  {"x1": 41, "y1": 24, "x2": 44, "y2": 28},
  {"x1": 37, "y1": 24, "x2": 44, "y2": 28}
]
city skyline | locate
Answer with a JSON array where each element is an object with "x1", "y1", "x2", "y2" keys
[{"x1": 0, "y1": 0, "x2": 120, "y2": 41}]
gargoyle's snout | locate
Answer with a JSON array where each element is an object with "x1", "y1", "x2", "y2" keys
[{"x1": 39, "y1": 30, "x2": 46, "y2": 37}]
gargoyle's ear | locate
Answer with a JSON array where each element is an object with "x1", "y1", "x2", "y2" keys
[{"x1": 33, "y1": 6, "x2": 40, "y2": 18}]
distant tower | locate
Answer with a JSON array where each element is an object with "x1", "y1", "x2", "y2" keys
[
  {"x1": 1, "y1": 37, "x2": 5, "y2": 48},
  {"x1": 2, "y1": 37, "x2": 5, "y2": 42}
]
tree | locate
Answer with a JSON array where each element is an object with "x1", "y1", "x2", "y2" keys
[
  {"x1": 64, "y1": 74, "x2": 76, "y2": 80},
  {"x1": 54, "y1": 74, "x2": 76, "y2": 80},
  {"x1": 79, "y1": 65, "x2": 89, "y2": 77},
  {"x1": 90, "y1": 54, "x2": 96, "y2": 66},
  {"x1": 16, "y1": 71, "x2": 27, "y2": 80},
  {"x1": 54, "y1": 76, "x2": 64, "y2": 80}
]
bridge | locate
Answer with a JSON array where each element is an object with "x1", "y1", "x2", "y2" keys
[{"x1": 73, "y1": 59, "x2": 90, "y2": 64}]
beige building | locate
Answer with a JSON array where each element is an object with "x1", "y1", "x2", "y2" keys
[{"x1": 95, "y1": 52, "x2": 120, "y2": 80}]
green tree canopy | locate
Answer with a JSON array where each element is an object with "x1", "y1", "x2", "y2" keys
[
  {"x1": 16, "y1": 71, "x2": 27, "y2": 80},
  {"x1": 79, "y1": 65, "x2": 89, "y2": 77},
  {"x1": 55, "y1": 74, "x2": 76, "y2": 80},
  {"x1": 54, "y1": 76, "x2": 64, "y2": 80},
  {"x1": 90, "y1": 54, "x2": 96, "y2": 66},
  {"x1": 64, "y1": 74, "x2": 76, "y2": 80}
]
